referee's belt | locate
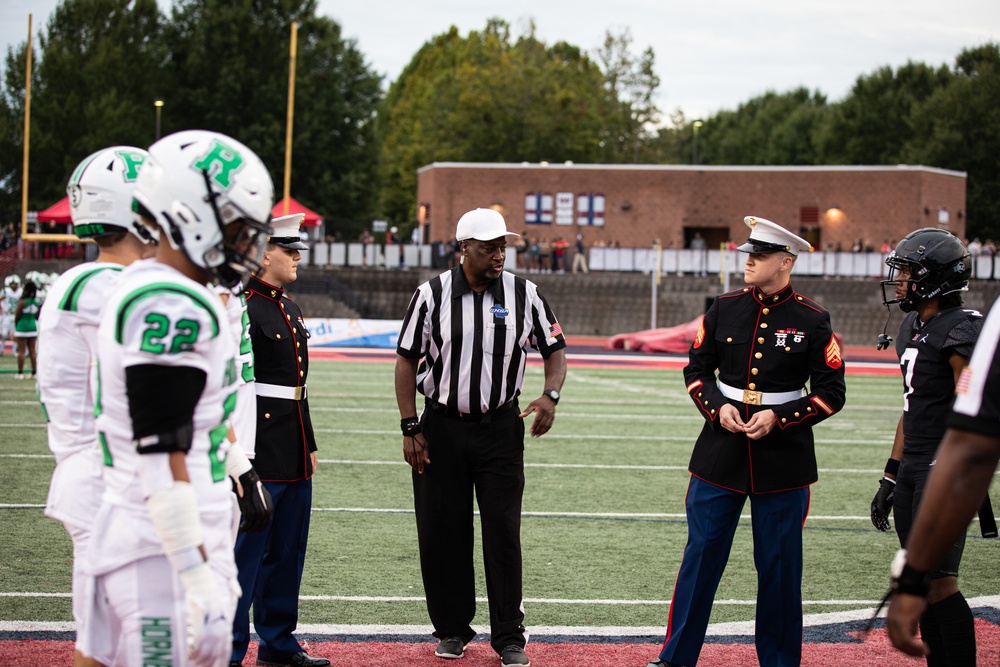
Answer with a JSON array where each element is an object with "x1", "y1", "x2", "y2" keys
[
  {"x1": 717, "y1": 381, "x2": 804, "y2": 406},
  {"x1": 425, "y1": 398, "x2": 517, "y2": 423},
  {"x1": 256, "y1": 383, "x2": 307, "y2": 401}
]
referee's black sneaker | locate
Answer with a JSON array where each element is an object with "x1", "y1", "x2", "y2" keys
[
  {"x1": 500, "y1": 645, "x2": 530, "y2": 666},
  {"x1": 257, "y1": 652, "x2": 330, "y2": 667},
  {"x1": 435, "y1": 636, "x2": 467, "y2": 659}
]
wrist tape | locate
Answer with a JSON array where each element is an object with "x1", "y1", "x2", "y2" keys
[
  {"x1": 225, "y1": 441, "x2": 253, "y2": 479},
  {"x1": 146, "y1": 481, "x2": 205, "y2": 573}
]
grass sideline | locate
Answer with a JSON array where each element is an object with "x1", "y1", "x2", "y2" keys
[{"x1": 1, "y1": 352, "x2": 998, "y2": 632}]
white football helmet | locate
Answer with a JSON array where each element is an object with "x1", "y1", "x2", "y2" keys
[
  {"x1": 67, "y1": 146, "x2": 156, "y2": 243},
  {"x1": 133, "y1": 130, "x2": 274, "y2": 290},
  {"x1": 4, "y1": 274, "x2": 20, "y2": 288}
]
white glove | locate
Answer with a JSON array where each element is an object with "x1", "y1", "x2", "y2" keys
[{"x1": 179, "y1": 562, "x2": 231, "y2": 667}]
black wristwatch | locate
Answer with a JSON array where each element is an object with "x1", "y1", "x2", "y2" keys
[{"x1": 543, "y1": 388, "x2": 560, "y2": 404}]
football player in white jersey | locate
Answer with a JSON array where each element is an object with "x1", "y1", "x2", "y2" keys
[
  {"x1": 36, "y1": 145, "x2": 155, "y2": 667},
  {"x1": 2, "y1": 274, "x2": 22, "y2": 355},
  {"x1": 82, "y1": 130, "x2": 274, "y2": 667}
]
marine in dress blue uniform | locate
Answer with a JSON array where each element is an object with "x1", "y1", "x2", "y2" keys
[
  {"x1": 648, "y1": 217, "x2": 847, "y2": 667},
  {"x1": 231, "y1": 215, "x2": 329, "y2": 667}
]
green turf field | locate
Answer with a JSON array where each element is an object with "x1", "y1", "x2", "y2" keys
[{"x1": 1, "y1": 353, "x2": 997, "y2": 630}]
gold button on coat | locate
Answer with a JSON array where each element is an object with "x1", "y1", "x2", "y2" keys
[
  {"x1": 762, "y1": 308, "x2": 770, "y2": 315},
  {"x1": 755, "y1": 352, "x2": 762, "y2": 359},
  {"x1": 264, "y1": 413, "x2": 271, "y2": 419},
  {"x1": 751, "y1": 368, "x2": 758, "y2": 375},
  {"x1": 758, "y1": 337, "x2": 765, "y2": 344},
  {"x1": 760, "y1": 323, "x2": 768, "y2": 329},
  {"x1": 726, "y1": 337, "x2": 733, "y2": 343}
]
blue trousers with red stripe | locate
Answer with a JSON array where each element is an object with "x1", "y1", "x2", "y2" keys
[{"x1": 659, "y1": 475, "x2": 810, "y2": 667}]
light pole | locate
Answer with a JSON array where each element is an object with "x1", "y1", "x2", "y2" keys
[
  {"x1": 154, "y1": 98, "x2": 164, "y2": 140},
  {"x1": 692, "y1": 120, "x2": 703, "y2": 165}
]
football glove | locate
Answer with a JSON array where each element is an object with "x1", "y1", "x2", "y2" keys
[
  {"x1": 871, "y1": 476, "x2": 895, "y2": 531},
  {"x1": 232, "y1": 467, "x2": 273, "y2": 534},
  {"x1": 179, "y1": 562, "x2": 232, "y2": 667}
]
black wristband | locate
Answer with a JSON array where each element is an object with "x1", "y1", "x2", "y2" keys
[
  {"x1": 892, "y1": 563, "x2": 931, "y2": 597},
  {"x1": 401, "y1": 417, "x2": 421, "y2": 437},
  {"x1": 884, "y1": 458, "x2": 900, "y2": 476}
]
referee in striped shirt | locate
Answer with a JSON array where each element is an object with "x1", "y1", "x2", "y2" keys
[{"x1": 395, "y1": 208, "x2": 567, "y2": 667}]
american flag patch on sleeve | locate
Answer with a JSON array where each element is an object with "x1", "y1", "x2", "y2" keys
[{"x1": 549, "y1": 322, "x2": 563, "y2": 337}]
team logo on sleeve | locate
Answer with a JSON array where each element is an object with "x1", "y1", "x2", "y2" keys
[
  {"x1": 824, "y1": 334, "x2": 843, "y2": 369},
  {"x1": 693, "y1": 320, "x2": 705, "y2": 349}
]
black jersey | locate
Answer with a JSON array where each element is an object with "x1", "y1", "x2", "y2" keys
[{"x1": 895, "y1": 306, "x2": 982, "y2": 454}]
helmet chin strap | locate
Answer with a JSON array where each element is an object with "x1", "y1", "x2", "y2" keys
[{"x1": 876, "y1": 305, "x2": 894, "y2": 350}]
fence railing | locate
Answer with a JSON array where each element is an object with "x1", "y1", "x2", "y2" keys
[{"x1": 4, "y1": 240, "x2": 999, "y2": 281}]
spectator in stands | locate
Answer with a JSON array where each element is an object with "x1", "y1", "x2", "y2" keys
[
  {"x1": 689, "y1": 232, "x2": 707, "y2": 276},
  {"x1": 359, "y1": 229, "x2": 373, "y2": 268},
  {"x1": 552, "y1": 236, "x2": 568, "y2": 272},
  {"x1": 515, "y1": 233, "x2": 529, "y2": 271},
  {"x1": 572, "y1": 234, "x2": 589, "y2": 274},
  {"x1": 538, "y1": 237, "x2": 551, "y2": 273}
]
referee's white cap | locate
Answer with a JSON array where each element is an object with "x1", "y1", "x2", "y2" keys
[
  {"x1": 737, "y1": 215, "x2": 811, "y2": 256},
  {"x1": 456, "y1": 208, "x2": 521, "y2": 242}
]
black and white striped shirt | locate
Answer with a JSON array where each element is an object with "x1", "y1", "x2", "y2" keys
[
  {"x1": 952, "y1": 294, "x2": 1000, "y2": 433},
  {"x1": 397, "y1": 266, "x2": 566, "y2": 415}
]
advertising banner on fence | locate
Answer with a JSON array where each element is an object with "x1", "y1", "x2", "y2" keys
[{"x1": 305, "y1": 318, "x2": 402, "y2": 348}]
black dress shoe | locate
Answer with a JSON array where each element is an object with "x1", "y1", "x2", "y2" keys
[{"x1": 257, "y1": 652, "x2": 331, "y2": 667}]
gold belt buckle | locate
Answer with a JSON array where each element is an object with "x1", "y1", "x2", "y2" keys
[
  {"x1": 293, "y1": 386, "x2": 305, "y2": 401},
  {"x1": 742, "y1": 389, "x2": 762, "y2": 405}
]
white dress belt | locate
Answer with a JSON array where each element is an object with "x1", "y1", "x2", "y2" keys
[
  {"x1": 255, "y1": 383, "x2": 307, "y2": 401},
  {"x1": 717, "y1": 381, "x2": 804, "y2": 406}
]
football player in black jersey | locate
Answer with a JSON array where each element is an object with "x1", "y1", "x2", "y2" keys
[{"x1": 873, "y1": 228, "x2": 981, "y2": 666}]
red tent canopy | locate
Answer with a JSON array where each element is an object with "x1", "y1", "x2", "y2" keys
[
  {"x1": 37, "y1": 196, "x2": 72, "y2": 224},
  {"x1": 272, "y1": 197, "x2": 323, "y2": 227}
]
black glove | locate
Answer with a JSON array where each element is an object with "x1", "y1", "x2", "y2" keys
[
  {"x1": 870, "y1": 477, "x2": 895, "y2": 531},
  {"x1": 233, "y1": 467, "x2": 273, "y2": 533}
]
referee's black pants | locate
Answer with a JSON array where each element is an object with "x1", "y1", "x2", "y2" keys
[{"x1": 413, "y1": 404, "x2": 527, "y2": 653}]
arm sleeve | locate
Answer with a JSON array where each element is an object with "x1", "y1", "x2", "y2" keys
[
  {"x1": 126, "y1": 364, "x2": 206, "y2": 442},
  {"x1": 683, "y1": 304, "x2": 725, "y2": 423}
]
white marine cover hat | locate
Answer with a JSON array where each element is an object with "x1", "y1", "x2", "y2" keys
[
  {"x1": 269, "y1": 213, "x2": 309, "y2": 250},
  {"x1": 737, "y1": 216, "x2": 811, "y2": 256},
  {"x1": 456, "y1": 208, "x2": 520, "y2": 242}
]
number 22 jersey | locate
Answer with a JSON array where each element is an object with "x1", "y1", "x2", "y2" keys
[{"x1": 91, "y1": 259, "x2": 238, "y2": 575}]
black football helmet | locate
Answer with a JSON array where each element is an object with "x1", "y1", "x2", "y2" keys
[{"x1": 880, "y1": 228, "x2": 971, "y2": 312}]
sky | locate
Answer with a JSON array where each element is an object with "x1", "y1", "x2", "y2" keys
[{"x1": 2, "y1": 0, "x2": 999, "y2": 121}]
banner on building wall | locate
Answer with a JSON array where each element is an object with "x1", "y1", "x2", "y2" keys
[
  {"x1": 305, "y1": 318, "x2": 402, "y2": 348},
  {"x1": 577, "y1": 192, "x2": 605, "y2": 226},
  {"x1": 555, "y1": 192, "x2": 574, "y2": 225},
  {"x1": 524, "y1": 192, "x2": 553, "y2": 225}
]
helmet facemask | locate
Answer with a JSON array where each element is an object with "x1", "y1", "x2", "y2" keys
[
  {"x1": 880, "y1": 256, "x2": 922, "y2": 312},
  {"x1": 197, "y1": 167, "x2": 270, "y2": 291}
]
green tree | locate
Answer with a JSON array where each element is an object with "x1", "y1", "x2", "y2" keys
[
  {"x1": 0, "y1": 0, "x2": 168, "y2": 213},
  {"x1": 165, "y1": 0, "x2": 383, "y2": 239},
  {"x1": 903, "y1": 43, "x2": 1000, "y2": 240},
  {"x1": 696, "y1": 88, "x2": 830, "y2": 165},
  {"x1": 594, "y1": 28, "x2": 661, "y2": 162},
  {"x1": 819, "y1": 61, "x2": 952, "y2": 165},
  {"x1": 376, "y1": 19, "x2": 644, "y2": 228}
]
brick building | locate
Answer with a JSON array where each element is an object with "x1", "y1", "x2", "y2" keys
[{"x1": 416, "y1": 162, "x2": 967, "y2": 251}]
